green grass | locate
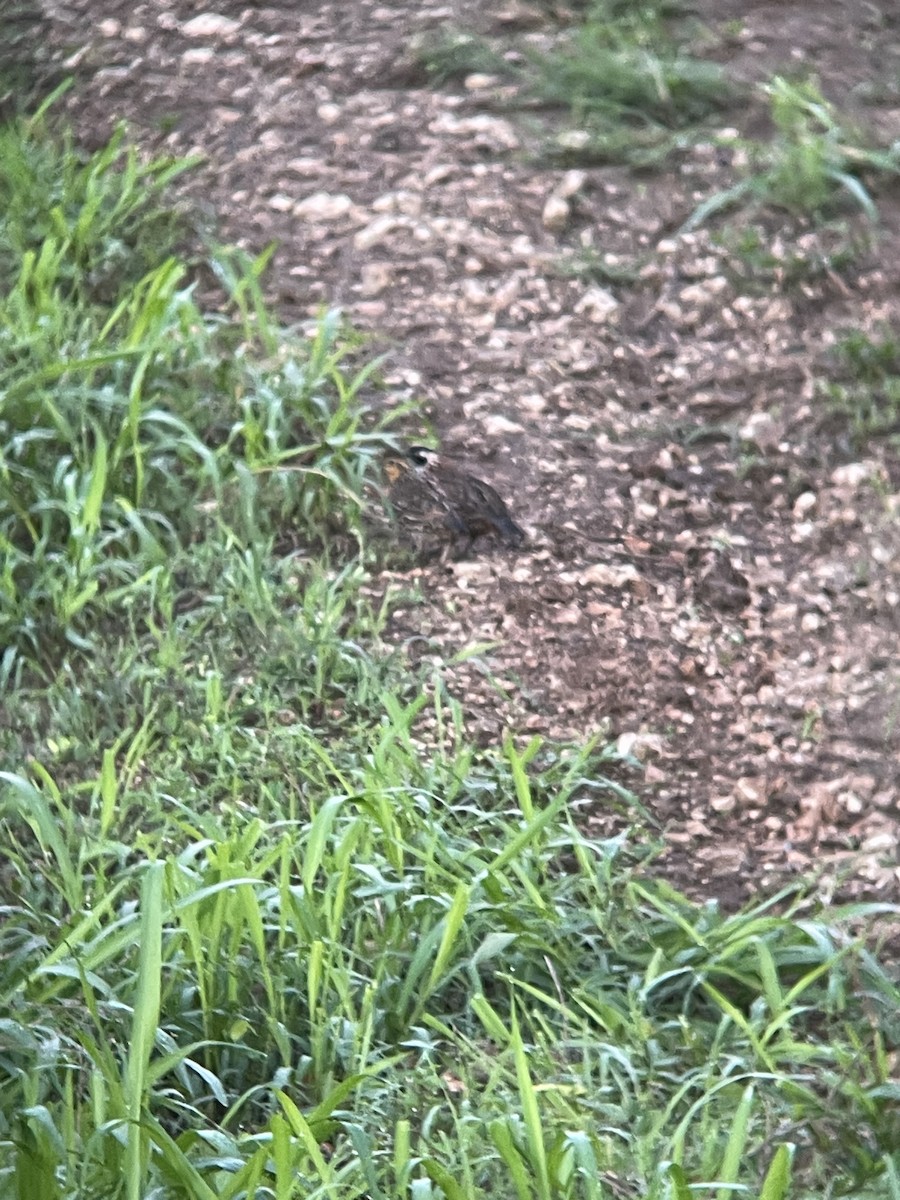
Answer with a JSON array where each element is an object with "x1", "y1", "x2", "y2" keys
[
  {"x1": 713, "y1": 220, "x2": 871, "y2": 295},
  {"x1": 528, "y1": 26, "x2": 729, "y2": 130},
  {"x1": 2, "y1": 92, "x2": 900, "y2": 1200},
  {"x1": 3, "y1": 703, "x2": 900, "y2": 1198},
  {"x1": 412, "y1": 0, "x2": 735, "y2": 168},
  {"x1": 0, "y1": 94, "x2": 399, "y2": 679},
  {"x1": 819, "y1": 326, "x2": 900, "y2": 446},
  {"x1": 685, "y1": 76, "x2": 900, "y2": 231},
  {"x1": 413, "y1": 28, "x2": 511, "y2": 85}
]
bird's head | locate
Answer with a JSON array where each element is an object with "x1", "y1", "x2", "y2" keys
[{"x1": 407, "y1": 445, "x2": 440, "y2": 469}]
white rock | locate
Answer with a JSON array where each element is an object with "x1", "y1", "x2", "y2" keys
[
  {"x1": 181, "y1": 13, "x2": 240, "y2": 37},
  {"x1": 490, "y1": 275, "x2": 521, "y2": 312},
  {"x1": 462, "y1": 278, "x2": 490, "y2": 305},
  {"x1": 268, "y1": 193, "x2": 295, "y2": 212},
  {"x1": 616, "y1": 731, "x2": 665, "y2": 760},
  {"x1": 577, "y1": 562, "x2": 639, "y2": 587},
  {"x1": 542, "y1": 194, "x2": 570, "y2": 230},
  {"x1": 710, "y1": 793, "x2": 737, "y2": 813},
  {"x1": 554, "y1": 604, "x2": 583, "y2": 626},
  {"x1": 863, "y1": 831, "x2": 899, "y2": 853},
  {"x1": 837, "y1": 789, "x2": 865, "y2": 815},
  {"x1": 285, "y1": 157, "x2": 323, "y2": 174},
  {"x1": 519, "y1": 393, "x2": 547, "y2": 415},
  {"x1": 429, "y1": 112, "x2": 519, "y2": 150},
  {"x1": 464, "y1": 73, "x2": 500, "y2": 89},
  {"x1": 422, "y1": 163, "x2": 456, "y2": 187},
  {"x1": 451, "y1": 562, "x2": 494, "y2": 587},
  {"x1": 556, "y1": 169, "x2": 587, "y2": 199},
  {"x1": 182, "y1": 47, "x2": 215, "y2": 64},
  {"x1": 482, "y1": 414, "x2": 524, "y2": 436},
  {"x1": 574, "y1": 286, "x2": 619, "y2": 322},
  {"x1": 735, "y1": 777, "x2": 762, "y2": 803},
  {"x1": 98, "y1": 18, "x2": 121, "y2": 36},
  {"x1": 353, "y1": 214, "x2": 409, "y2": 251},
  {"x1": 679, "y1": 277, "x2": 728, "y2": 305},
  {"x1": 556, "y1": 130, "x2": 591, "y2": 150},
  {"x1": 372, "y1": 190, "x2": 422, "y2": 215},
  {"x1": 792, "y1": 491, "x2": 817, "y2": 518},
  {"x1": 830, "y1": 461, "x2": 876, "y2": 489},
  {"x1": 294, "y1": 192, "x2": 355, "y2": 220}
]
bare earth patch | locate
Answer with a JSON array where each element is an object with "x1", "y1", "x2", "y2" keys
[{"x1": 42, "y1": 0, "x2": 899, "y2": 906}]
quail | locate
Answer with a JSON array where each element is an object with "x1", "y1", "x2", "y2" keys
[{"x1": 384, "y1": 445, "x2": 525, "y2": 554}]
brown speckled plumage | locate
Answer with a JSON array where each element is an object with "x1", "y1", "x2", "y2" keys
[{"x1": 384, "y1": 445, "x2": 525, "y2": 553}]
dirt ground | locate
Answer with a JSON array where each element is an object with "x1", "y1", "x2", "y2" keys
[{"x1": 37, "y1": 0, "x2": 900, "y2": 908}]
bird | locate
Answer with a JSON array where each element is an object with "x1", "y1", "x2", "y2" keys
[{"x1": 383, "y1": 445, "x2": 525, "y2": 555}]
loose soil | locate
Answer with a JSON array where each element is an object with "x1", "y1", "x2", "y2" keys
[{"x1": 36, "y1": 0, "x2": 900, "y2": 908}]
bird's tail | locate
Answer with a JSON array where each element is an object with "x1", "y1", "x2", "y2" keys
[{"x1": 497, "y1": 517, "x2": 526, "y2": 547}]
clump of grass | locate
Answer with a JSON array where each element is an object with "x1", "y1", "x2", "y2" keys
[
  {"x1": 819, "y1": 326, "x2": 900, "y2": 445},
  {"x1": 543, "y1": 121, "x2": 700, "y2": 169},
  {"x1": 529, "y1": 35, "x2": 729, "y2": 128},
  {"x1": 1, "y1": 701, "x2": 897, "y2": 1196},
  {"x1": 413, "y1": 27, "x2": 512, "y2": 84},
  {"x1": 685, "y1": 76, "x2": 900, "y2": 230},
  {"x1": 527, "y1": 0, "x2": 734, "y2": 171},
  {"x1": 0, "y1": 103, "x2": 400, "y2": 675},
  {"x1": 555, "y1": 244, "x2": 644, "y2": 287},
  {"x1": 2, "y1": 82, "x2": 899, "y2": 1200},
  {"x1": 0, "y1": 85, "x2": 196, "y2": 293},
  {"x1": 761, "y1": 77, "x2": 900, "y2": 217},
  {"x1": 713, "y1": 220, "x2": 871, "y2": 295},
  {"x1": 411, "y1": 2, "x2": 735, "y2": 168}
]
